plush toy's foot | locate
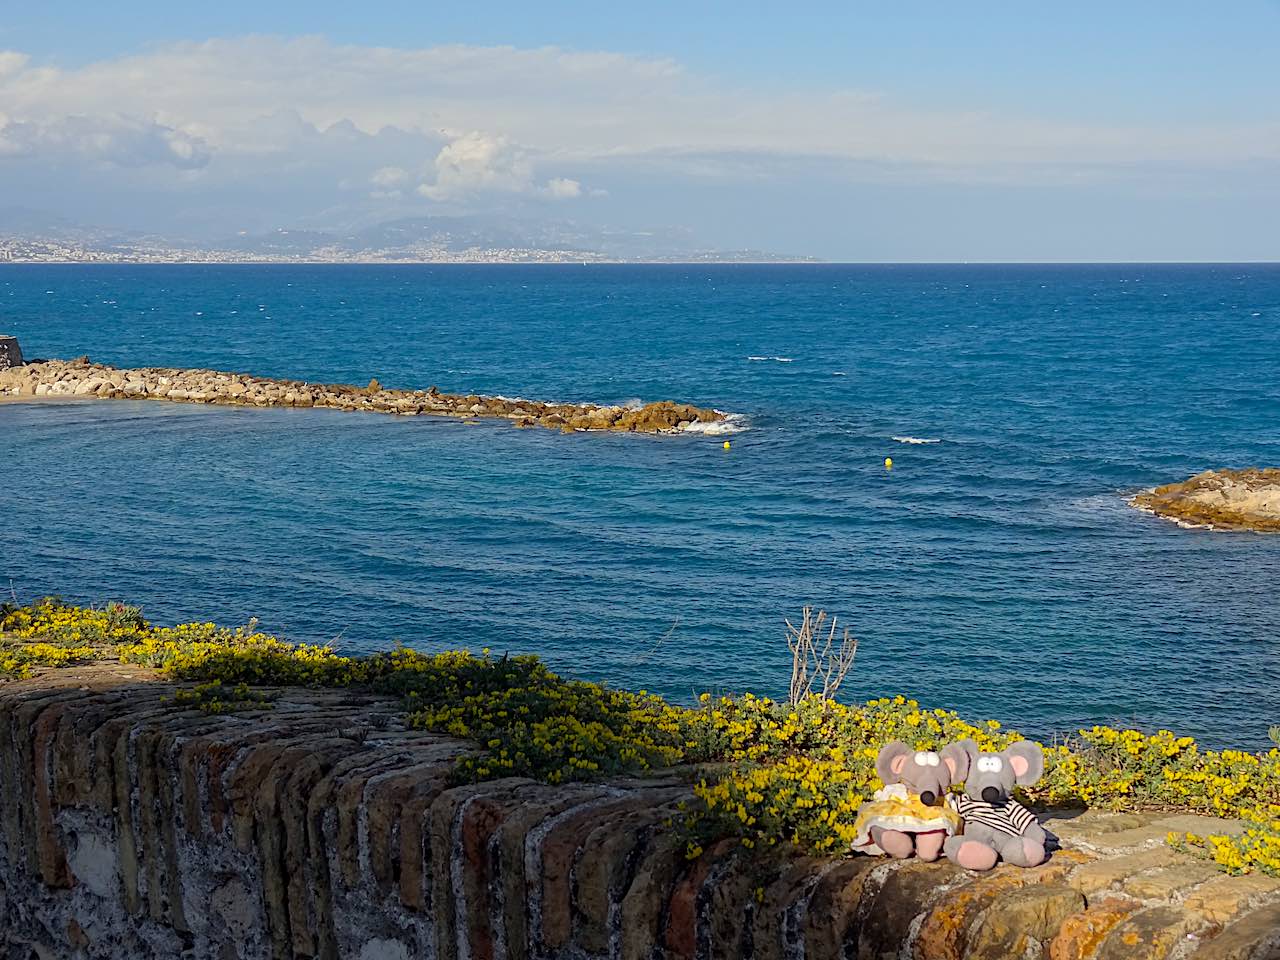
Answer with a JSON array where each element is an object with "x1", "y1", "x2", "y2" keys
[
  {"x1": 914, "y1": 830, "x2": 946, "y2": 862},
  {"x1": 870, "y1": 827, "x2": 914, "y2": 859},
  {"x1": 1005, "y1": 838, "x2": 1046, "y2": 868},
  {"x1": 946, "y1": 839, "x2": 998, "y2": 871}
]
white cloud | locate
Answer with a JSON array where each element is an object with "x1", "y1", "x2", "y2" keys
[
  {"x1": 0, "y1": 112, "x2": 209, "y2": 168},
  {"x1": 543, "y1": 177, "x2": 583, "y2": 199},
  {"x1": 417, "y1": 132, "x2": 535, "y2": 200},
  {"x1": 0, "y1": 51, "x2": 29, "y2": 80},
  {"x1": 370, "y1": 166, "x2": 410, "y2": 188},
  {"x1": 0, "y1": 35, "x2": 1274, "y2": 247},
  {"x1": 410, "y1": 134, "x2": 589, "y2": 201},
  {"x1": 1, "y1": 36, "x2": 1272, "y2": 176}
]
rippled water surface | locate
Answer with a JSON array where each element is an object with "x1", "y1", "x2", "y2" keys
[{"x1": 2, "y1": 263, "x2": 1278, "y2": 745}]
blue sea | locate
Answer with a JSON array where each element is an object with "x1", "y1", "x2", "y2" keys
[{"x1": 2, "y1": 263, "x2": 1278, "y2": 747}]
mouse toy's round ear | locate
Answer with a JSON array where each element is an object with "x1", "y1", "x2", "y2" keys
[
  {"x1": 1005, "y1": 741, "x2": 1045, "y2": 785},
  {"x1": 875, "y1": 740, "x2": 912, "y2": 784},
  {"x1": 940, "y1": 739, "x2": 977, "y2": 783}
]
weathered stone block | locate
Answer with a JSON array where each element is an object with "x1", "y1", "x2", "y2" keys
[
  {"x1": 1047, "y1": 897, "x2": 1141, "y2": 960},
  {"x1": 1190, "y1": 900, "x2": 1280, "y2": 959},
  {"x1": 573, "y1": 791, "x2": 687, "y2": 956},
  {"x1": 701, "y1": 844, "x2": 763, "y2": 960},
  {"x1": 538, "y1": 789, "x2": 645, "y2": 953},
  {"x1": 750, "y1": 854, "x2": 828, "y2": 960},
  {"x1": 964, "y1": 884, "x2": 1085, "y2": 959},
  {"x1": 664, "y1": 839, "x2": 738, "y2": 959},
  {"x1": 1123, "y1": 862, "x2": 1222, "y2": 900},
  {"x1": 619, "y1": 831, "x2": 685, "y2": 960},
  {"x1": 1066, "y1": 847, "x2": 1187, "y2": 895},
  {"x1": 1096, "y1": 905, "x2": 1212, "y2": 960},
  {"x1": 915, "y1": 867, "x2": 1038, "y2": 960},
  {"x1": 1185, "y1": 873, "x2": 1280, "y2": 924},
  {"x1": 800, "y1": 856, "x2": 882, "y2": 959}
]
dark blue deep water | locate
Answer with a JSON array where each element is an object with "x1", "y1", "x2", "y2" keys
[{"x1": 2, "y1": 264, "x2": 1278, "y2": 746}]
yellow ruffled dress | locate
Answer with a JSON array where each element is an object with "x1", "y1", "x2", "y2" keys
[{"x1": 850, "y1": 783, "x2": 961, "y2": 855}]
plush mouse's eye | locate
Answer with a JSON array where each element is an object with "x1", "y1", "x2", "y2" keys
[
  {"x1": 914, "y1": 751, "x2": 930, "y2": 766},
  {"x1": 977, "y1": 756, "x2": 1004, "y2": 773},
  {"x1": 924, "y1": 751, "x2": 941, "y2": 767}
]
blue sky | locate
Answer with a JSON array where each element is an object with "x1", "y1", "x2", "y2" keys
[
  {"x1": 1, "y1": 2, "x2": 1277, "y2": 259},
  {"x1": 8, "y1": 1, "x2": 1275, "y2": 117}
]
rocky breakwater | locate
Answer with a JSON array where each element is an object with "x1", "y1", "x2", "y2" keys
[
  {"x1": 4, "y1": 663, "x2": 1280, "y2": 959},
  {"x1": 0, "y1": 355, "x2": 729, "y2": 435},
  {"x1": 1132, "y1": 468, "x2": 1280, "y2": 532}
]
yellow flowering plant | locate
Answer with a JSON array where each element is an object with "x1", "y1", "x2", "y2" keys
[
  {"x1": 170, "y1": 680, "x2": 274, "y2": 715},
  {"x1": 4, "y1": 598, "x2": 1280, "y2": 876}
]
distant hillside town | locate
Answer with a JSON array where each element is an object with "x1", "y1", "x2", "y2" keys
[{"x1": 0, "y1": 213, "x2": 817, "y2": 265}]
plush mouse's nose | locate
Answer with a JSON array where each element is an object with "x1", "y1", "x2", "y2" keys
[
  {"x1": 919, "y1": 790, "x2": 937, "y2": 806},
  {"x1": 981, "y1": 786, "x2": 1001, "y2": 804}
]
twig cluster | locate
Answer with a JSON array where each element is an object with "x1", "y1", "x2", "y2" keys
[{"x1": 785, "y1": 606, "x2": 858, "y2": 704}]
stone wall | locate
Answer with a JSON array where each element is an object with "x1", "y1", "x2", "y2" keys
[
  {"x1": 2, "y1": 664, "x2": 1279, "y2": 959},
  {"x1": 0, "y1": 336, "x2": 23, "y2": 371}
]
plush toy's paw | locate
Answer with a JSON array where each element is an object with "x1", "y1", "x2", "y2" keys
[
  {"x1": 914, "y1": 830, "x2": 946, "y2": 862},
  {"x1": 950, "y1": 840, "x2": 998, "y2": 871},
  {"x1": 1020, "y1": 838, "x2": 1047, "y2": 867},
  {"x1": 871, "y1": 827, "x2": 914, "y2": 859}
]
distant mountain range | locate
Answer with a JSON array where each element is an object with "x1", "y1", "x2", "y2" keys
[{"x1": 0, "y1": 209, "x2": 816, "y2": 264}]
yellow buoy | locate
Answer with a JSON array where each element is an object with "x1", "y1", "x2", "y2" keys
[
  {"x1": 884, "y1": 457, "x2": 893, "y2": 469},
  {"x1": 723, "y1": 440, "x2": 732, "y2": 450}
]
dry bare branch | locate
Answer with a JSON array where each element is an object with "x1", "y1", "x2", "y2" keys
[{"x1": 785, "y1": 606, "x2": 858, "y2": 704}]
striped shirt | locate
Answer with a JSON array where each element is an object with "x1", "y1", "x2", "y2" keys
[{"x1": 954, "y1": 796, "x2": 1039, "y2": 838}]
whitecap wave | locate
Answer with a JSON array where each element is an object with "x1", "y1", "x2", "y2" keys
[
  {"x1": 892, "y1": 436, "x2": 941, "y2": 445},
  {"x1": 681, "y1": 413, "x2": 750, "y2": 435},
  {"x1": 747, "y1": 356, "x2": 795, "y2": 363}
]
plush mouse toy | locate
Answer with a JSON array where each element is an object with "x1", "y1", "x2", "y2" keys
[
  {"x1": 851, "y1": 740, "x2": 970, "y2": 861},
  {"x1": 944, "y1": 739, "x2": 1047, "y2": 871}
]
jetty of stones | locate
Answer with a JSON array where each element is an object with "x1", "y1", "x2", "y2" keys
[
  {"x1": 0, "y1": 351, "x2": 727, "y2": 435},
  {"x1": 1132, "y1": 468, "x2": 1280, "y2": 532},
  {"x1": 3, "y1": 661, "x2": 1280, "y2": 959}
]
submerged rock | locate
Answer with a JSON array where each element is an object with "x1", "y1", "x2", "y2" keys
[
  {"x1": 1131, "y1": 467, "x2": 1280, "y2": 532},
  {"x1": 0, "y1": 357, "x2": 729, "y2": 436}
]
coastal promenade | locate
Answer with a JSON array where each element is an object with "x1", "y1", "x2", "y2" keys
[
  {"x1": 2, "y1": 662, "x2": 1278, "y2": 960},
  {"x1": 0, "y1": 351, "x2": 728, "y2": 435}
]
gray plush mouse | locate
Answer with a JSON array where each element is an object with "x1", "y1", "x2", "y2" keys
[
  {"x1": 850, "y1": 740, "x2": 969, "y2": 861},
  {"x1": 943, "y1": 739, "x2": 1047, "y2": 871}
]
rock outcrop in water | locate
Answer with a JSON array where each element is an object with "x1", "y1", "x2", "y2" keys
[
  {"x1": 0, "y1": 355, "x2": 728, "y2": 435},
  {"x1": 1131, "y1": 468, "x2": 1280, "y2": 532}
]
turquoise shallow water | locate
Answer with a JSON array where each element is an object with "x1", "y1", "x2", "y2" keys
[{"x1": 2, "y1": 263, "x2": 1278, "y2": 746}]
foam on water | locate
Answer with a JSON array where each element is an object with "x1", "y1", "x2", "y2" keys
[{"x1": 681, "y1": 413, "x2": 750, "y2": 435}]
